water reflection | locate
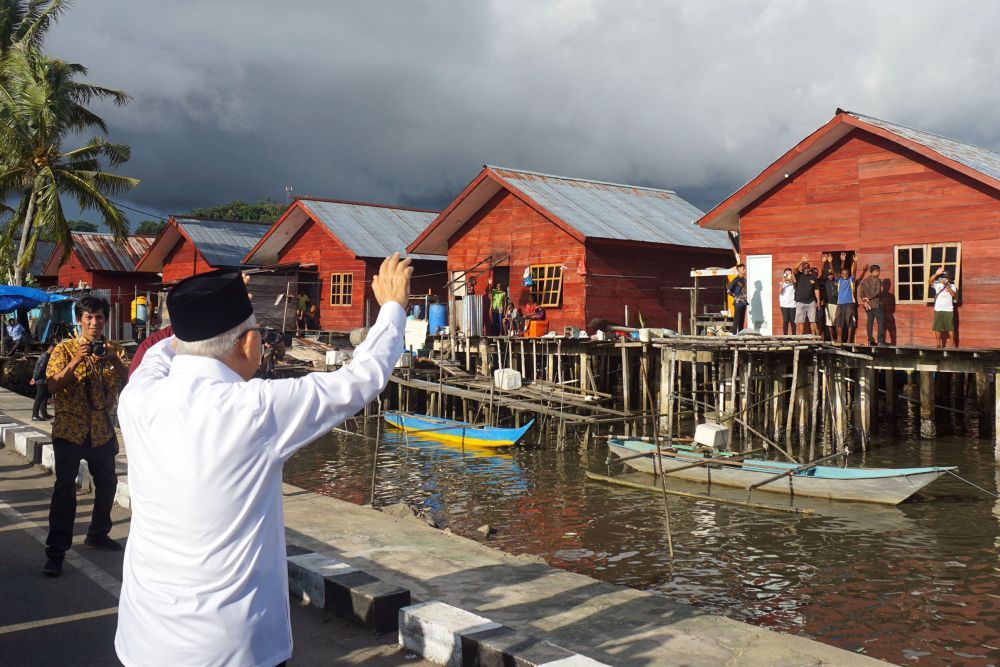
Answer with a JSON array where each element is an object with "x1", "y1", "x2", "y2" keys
[{"x1": 285, "y1": 424, "x2": 1000, "y2": 665}]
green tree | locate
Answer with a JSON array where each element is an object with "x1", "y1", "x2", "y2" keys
[
  {"x1": 0, "y1": 46, "x2": 138, "y2": 285},
  {"x1": 134, "y1": 219, "x2": 165, "y2": 236},
  {"x1": 188, "y1": 199, "x2": 286, "y2": 223},
  {"x1": 0, "y1": 0, "x2": 67, "y2": 55}
]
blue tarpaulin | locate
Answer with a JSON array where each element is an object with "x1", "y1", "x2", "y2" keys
[{"x1": 0, "y1": 285, "x2": 72, "y2": 314}]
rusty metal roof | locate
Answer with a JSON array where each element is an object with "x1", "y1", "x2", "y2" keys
[
  {"x1": 174, "y1": 217, "x2": 272, "y2": 267},
  {"x1": 843, "y1": 111, "x2": 1000, "y2": 183},
  {"x1": 299, "y1": 199, "x2": 442, "y2": 260},
  {"x1": 489, "y1": 167, "x2": 730, "y2": 249},
  {"x1": 70, "y1": 232, "x2": 155, "y2": 272}
]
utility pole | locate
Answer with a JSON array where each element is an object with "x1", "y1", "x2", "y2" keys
[{"x1": 285, "y1": 184, "x2": 294, "y2": 204}]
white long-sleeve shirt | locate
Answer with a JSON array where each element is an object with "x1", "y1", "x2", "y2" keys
[{"x1": 115, "y1": 302, "x2": 404, "y2": 667}]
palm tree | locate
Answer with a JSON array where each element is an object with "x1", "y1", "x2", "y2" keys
[
  {"x1": 0, "y1": 46, "x2": 138, "y2": 285},
  {"x1": 0, "y1": 0, "x2": 67, "y2": 55}
]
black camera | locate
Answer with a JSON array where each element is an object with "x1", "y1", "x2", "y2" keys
[
  {"x1": 259, "y1": 328, "x2": 281, "y2": 346},
  {"x1": 90, "y1": 340, "x2": 107, "y2": 357}
]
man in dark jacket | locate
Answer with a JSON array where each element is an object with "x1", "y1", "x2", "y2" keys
[{"x1": 31, "y1": 344, "x2": 54, "y2": 421}]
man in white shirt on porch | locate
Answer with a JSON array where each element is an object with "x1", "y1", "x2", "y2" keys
[{"x1": 115, "y1": 254, "x2": 411, "y2": 667}]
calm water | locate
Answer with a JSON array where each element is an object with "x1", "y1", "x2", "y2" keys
[{"x1": 285, "y1": 412, "x2": 1000, "y2": 665}]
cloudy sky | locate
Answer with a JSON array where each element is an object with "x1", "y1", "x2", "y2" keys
[{"x1": 48, "y1": 0, "x2": 1000, "y2": 225}]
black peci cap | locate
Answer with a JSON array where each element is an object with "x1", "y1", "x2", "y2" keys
[{"x1": 166, "y1": 270, "x2": 254, "y2": 342}]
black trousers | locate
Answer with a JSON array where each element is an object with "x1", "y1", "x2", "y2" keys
[
  {"x1": 32, "y1": 381, "x2": 50, "y2": 418},
  {"x1": 780, "y1": 307, "x2": 796, "y2": 335},
  {"x1": 865, "y1": 306, "x2": 885, "y2": 344},
  {"x1": 732, "y1": 303, "x2": 747, "y2": 334},
  {"x1": 46, "y1": 437, "x2": 118, "y2": 561}
]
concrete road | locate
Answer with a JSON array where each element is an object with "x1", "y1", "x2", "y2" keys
[{"x1": 0, "y1": 447, "x2": 428, "y2": 666}]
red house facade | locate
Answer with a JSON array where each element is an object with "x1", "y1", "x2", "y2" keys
[
  {"x1": 41, "y1": 232, "x2": 158, "y2": 322},
  {"x1": 407, "y1": 166, "x2": 733, "y2": 333},
  {"x1": 698, "y1": 109, "x2": 1000, "y2": 348},
  {"x1": 244, "y1": 198, "x2": 446, "y2": 331},
  {"x1": 135, "y1": 216, "x2": 272, "y2": 284}
]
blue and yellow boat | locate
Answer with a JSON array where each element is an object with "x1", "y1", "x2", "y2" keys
[{"x1": 383, "y1": 411, "x2": 533, "y2": 448}]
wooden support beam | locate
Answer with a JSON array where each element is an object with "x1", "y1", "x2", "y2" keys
[
  {"x1": 977, "y1": 372, "x2": 992, "y2": 439},
  {"x1": 785, "y1": 348, "x2": 800, "y2": 448},
  {"x1": 920, "y1": 370, "x2": 936, "y2": 438}
]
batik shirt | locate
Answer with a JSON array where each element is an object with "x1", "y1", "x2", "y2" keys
[{"x1": 46, "y1": 337, "x2": 128, "y2": 446}]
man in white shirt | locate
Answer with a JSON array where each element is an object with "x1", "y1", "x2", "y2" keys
[
  {"x1": 6, "y1": 317, "x2": 26, "y2": 355},
  {"x1": 115, "y1": 253, "x2": 412, "y2": 667},
  {"x1": 929, "y1": 266, "x2": 957, "y2": 348}
]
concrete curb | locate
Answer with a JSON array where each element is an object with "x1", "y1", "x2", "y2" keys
[
  {"x1": 0, "y1": 417, "x2": 95, "y2": 493},
  {"x1": 287, "y1": 549, "x2": 411, "y2": 633},
  {"x1": 400, "y1": 601, "x2": 611, "y2": 667}
]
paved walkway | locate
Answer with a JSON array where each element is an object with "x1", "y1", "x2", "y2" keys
[{"x1": 0, "y1": 436, "x2": 428, "y2": 665}]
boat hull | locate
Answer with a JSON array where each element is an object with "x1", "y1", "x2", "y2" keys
[
  {"x1": 608, "y1": 442, "x2": 952, "y2": 505},
  {"x1": 384, "y1": 411, "x2": 533, "y2": 448}
]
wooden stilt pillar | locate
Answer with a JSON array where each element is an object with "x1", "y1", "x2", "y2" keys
[
  {"x1": 920, "y1": 371, "x2": 936, "y2": 438},
  {"x1": 726, "y1": 349, "x2": 739, "y2": 447},
  {"x1": 621, "y1": 344, "x2": 631, "y2": 435},
  {"x1": 785, "y1": 349, "x2": 800, "y2": 448},
  {"x1": 772, "y1": 363, "x2": 785, "y2": 444},
  {"x1": 809, "y1": 357, "x2": 820, "y2": 459},
  {"x1": 658, "y1": 348, "x2": 671, "y2": 434},
  {"x1": 977, "y1": 372, "x2": 992, "y2": 439},
  {"x1": 885, "y1": 368, "x2": 896, "y2": 421},
  {"x1": 858, "y1": 366, "x2": 874, "y2": 450}
]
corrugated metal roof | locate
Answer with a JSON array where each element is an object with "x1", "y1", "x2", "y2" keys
[
  {"x1": 29, "y1": 241, "x2": 55, "y2": 276},
  {"x1": 71, "y1": 232, "x2": 154, "y2": 272},
  {"x1": 174, "y1": 217, "x2": 272, "y2": 267},
  {"x1": 489, "y1": 167, "x2": 730, "y2": 249},
  {"x1": 845, "y1": 110, "x2": 1000, "y2": 183},
  {"x1": 299, "y1": 199, "x2": 442, "y2": 260}
]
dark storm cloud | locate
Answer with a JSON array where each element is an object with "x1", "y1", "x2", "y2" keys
[{"x1": 47, "y1": 0, "x2": 1000, "y2": 218}]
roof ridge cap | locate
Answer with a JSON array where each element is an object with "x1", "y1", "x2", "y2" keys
[{"x1": 486, "y1": 165, "x2": 678, "y2": 195}]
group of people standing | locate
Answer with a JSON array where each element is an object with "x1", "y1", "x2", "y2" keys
[{"x1": 729, "y1": 252, "x2": 958, "y2": 347}]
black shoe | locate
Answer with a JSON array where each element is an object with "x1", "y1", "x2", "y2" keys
[
  {"x1": 83, "y1": 535, "x2": 123, "y2": 552},
  {"x1": 31, "y1": 416, "x2": 50, "y2": 421},
  {"x1": 40, "y1": 414, "x2": 52, "y2": 420},
  {"x1": 43, "y1": 558, "x2": 63, "y2": 577}
]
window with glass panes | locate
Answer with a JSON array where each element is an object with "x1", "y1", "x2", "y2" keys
[
  {"x1": 529, "y1": 264, "x2": 563, "y2": 308},
  {"x1": 329, "y1": 272, "x2": 353, "y2": 306},
  {"x1": 894, "y1": 243, "x2": 961, "y2": 304}
]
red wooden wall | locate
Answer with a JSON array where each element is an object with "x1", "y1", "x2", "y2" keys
[
  {"x1": 447, "y1": 189, "x2": 731, "y2": 332},
  {"x1": 274, "y1": 216, "x2": 446, "y2": 330},
  {"x1": 448, "y1": 190, "x2": 587, "y2": 332},
  {"x1": 739, "y1": 129, "x2": 1000, "y2": 347},
  {"x1": 584, "y1": 240, "x2": 732, "y2": 329},
  {"x1": 161, "y1": 234, "x2": 211, "y2": 284}
]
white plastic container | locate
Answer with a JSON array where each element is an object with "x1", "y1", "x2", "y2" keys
[
  {"x1": 325, "y1": 350, "x2": 352, "y2": 366},
  {"x1": 694, "y1": 422, "x2": 729, "y2": 449},
  {"x1": 493, "y1": 368, "x2": 522, "y2": 391}
]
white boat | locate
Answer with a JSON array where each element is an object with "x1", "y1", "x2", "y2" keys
[{"x1": 608, "y1": 439, "x2": 955, "y2": 505}]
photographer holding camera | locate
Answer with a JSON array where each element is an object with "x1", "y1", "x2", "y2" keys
[{"x1": 42, "y1": 295, "x2": 129, "y2": 577}]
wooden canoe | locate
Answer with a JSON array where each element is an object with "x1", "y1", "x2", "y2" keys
[
  {"x1": 384, "y1": 411, "x2": 533, "y2": 448},
  {"x1": 608, "y1": 439, "x2": 955, "y2": 505}
]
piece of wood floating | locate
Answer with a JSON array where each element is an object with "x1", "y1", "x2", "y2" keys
[{"x1": 585, "y1": 471, "x2": 814, "y2": 515}]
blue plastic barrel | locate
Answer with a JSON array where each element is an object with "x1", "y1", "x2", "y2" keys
[{"x1": 428, "y1": 303, "x2": 447, "y2": 335}]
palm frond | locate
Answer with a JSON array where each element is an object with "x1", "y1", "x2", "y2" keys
[{"x1": 56, "y1": 168, "x2": 130, "y2": 239}]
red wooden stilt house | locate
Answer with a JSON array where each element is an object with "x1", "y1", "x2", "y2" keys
[
  {"x1": 697, "y1": 109, "x2": 1000, "y2": 347},
  {"x1": 243, "y1": 197, "x2": 446, "y2": 331},
  {"x1": 134, "y1": 216, "x2": 272, "y2": 284},
  {"x1": 407, "y1": 166, "x2": 733, "y2": 334}
]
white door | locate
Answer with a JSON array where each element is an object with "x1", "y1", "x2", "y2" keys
[{"x1": 745, "y1": 255, "x2": 772, "y2": 335}]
